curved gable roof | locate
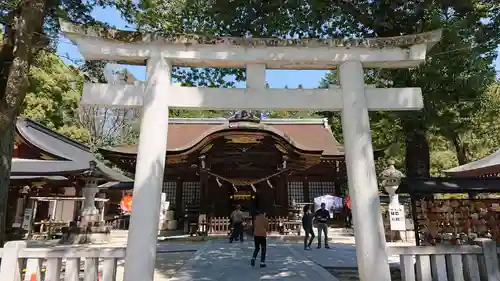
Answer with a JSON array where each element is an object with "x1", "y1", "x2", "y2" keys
[
  {"x1": 102, "y1": 118, "x2": 344, "y2": 157},
  {"x1": 16, "y1": 118, "x2": 92, "y2": 161},
  {"x1": 14, "y1": 118, "x2": 131, "y2": 182}
]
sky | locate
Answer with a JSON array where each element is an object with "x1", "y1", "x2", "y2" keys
[{"x1": 56, "y1": 7, "x2": 500, "y2": 87}]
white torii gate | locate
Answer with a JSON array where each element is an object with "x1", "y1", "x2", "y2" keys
[{"x1": 61, "y1": 21, "x2": 441, "y2": 281}]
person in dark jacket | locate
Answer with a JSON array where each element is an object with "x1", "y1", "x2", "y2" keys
[
  {"x1": 230, "y1": 205, "x2": 244, "y2": 243},
  {"x1": 314, "y1": 202, "x2": 330, "y2": 249},
  {"x1": 301, "y1": 204, "x2": 315, "y2": 250}
]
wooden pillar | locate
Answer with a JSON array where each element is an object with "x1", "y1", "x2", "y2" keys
[
  {"x1": 411, "y1": 196, "x2": 420, "y2": 246},
  {"x1": 303, "y1": 177, "x2": 310, "y2": 203},
  {"x1": 282, "y1": 173, "x2": 289, "y2": 212},
  {"x1": 337, "y1": 160, "x2": 348, "y2": 195},
  {"x1": 333, "y1": 160, "x2": 342, "y2": 196},
  {"x1": 72, "y1": 185, "x2": 83, "y2": 221},
  {"x1": 198, "y1": 156, "x2": 208, "y2": 214},
  {"x1": 199, "y1": 171, "x2": 208, "y2": 214},
  {"x1": 175, "y1": 177, "x2": 183, "y2": 216}
]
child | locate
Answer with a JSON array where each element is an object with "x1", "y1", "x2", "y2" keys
[{"x1": 251, "y1": 210, "x2": 268, "y2": 268}]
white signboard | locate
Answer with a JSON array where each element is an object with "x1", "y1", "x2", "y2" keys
[
  {"x1": 21, "y1": 208, "x2": 33, "y2": 230},
  {"x1": 389, "y1": 205, "x2": 406, "y2": 231}
]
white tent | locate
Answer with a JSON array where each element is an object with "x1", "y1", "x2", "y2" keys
[{"x1": 313, "y1": 194, "x2": 343, "y2": 214}]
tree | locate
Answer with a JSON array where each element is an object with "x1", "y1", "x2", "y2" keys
[
  {"x1": 21, "y1": 51, "x2": 89, "y2": 143},
  {"x1": 1, "y1": 0, "x2": 51, "y2": 245},
  {"x1": 0, "y1": 0, "x2": 108, "y2": 244},
  {"x1": 314, "y1": 1, "x2": 499, "y2": 176},
  {"x1": 21, "y1": 53, "x2": 141, "y2": 148},
  {"x1": 77, "y1": 61, "x2": 141, "y2": 149}
]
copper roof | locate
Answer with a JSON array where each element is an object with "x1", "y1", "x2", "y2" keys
[
  {"x1": 107, "y1": 118, "x2": 344, "y2": 156},
  {"x1": 13, "y1": 118, "x2": 132, "y2": 182}
]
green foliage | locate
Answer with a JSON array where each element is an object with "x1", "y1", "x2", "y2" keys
[
  {"x1": 317, "y1": 1, "x2": 499, "y2": 176},
  {"x1": 21, "y1": 51, "x2": 90, "y2": 143}
]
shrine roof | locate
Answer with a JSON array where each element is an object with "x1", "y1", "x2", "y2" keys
[
  {"x1": 13, "y1": 118, "x2": 132, "y2": 182},
  {"x1": 444, "y1": 149, "x2": 500, "y2": 177},
  {"x1": 10, "y1": 158, "x2": 88, "y2": 176},
  {"x1": 399, "y1": 177, "x2": 500, "y2": 194},
  {"x1": 60, "y1": 20, "x2": 442, "y2": 49},
  {"x1": 102, "y1": 118, "x2": 344, "y2": 157}
]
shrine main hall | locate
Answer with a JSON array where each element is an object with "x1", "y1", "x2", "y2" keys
[{"x1": 101, "y1": 112, "x2": 347, "y2": 218}]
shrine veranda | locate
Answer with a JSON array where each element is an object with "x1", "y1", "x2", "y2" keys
[{"x1": 60, "y1": 20, "x2": 442, "y2": 281}]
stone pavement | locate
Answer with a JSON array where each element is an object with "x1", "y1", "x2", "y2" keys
[
  {"x1": 287, "y1": 242, "x2": 404, "y2": 268},
  {"x1": 114, "y1": 251, "x2": 196, "y2": 281},
  {"x1": 167, "y1": 240, "x2": 338, "y2": 281}
]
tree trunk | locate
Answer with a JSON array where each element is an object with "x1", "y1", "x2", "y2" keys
[
  {"x1": 451, "y1": 134, "x2": 471, "y2": 165},
  {"x1": 403, "y1": 118, "x2": 431, "y2": 177},
  {"x1": 0, "y1": 0, "x2": 48, "y2": 245},
  {"x1": 0, "y1": 122, "x2": 16, "y2": 245}
]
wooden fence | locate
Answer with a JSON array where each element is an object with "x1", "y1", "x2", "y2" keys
[
  {"x1": 1, "y1": 238, "x2": 500, "y2": 280},
  {"x1": 208, "y1": 216, "x2": 301, "y2": 235}
]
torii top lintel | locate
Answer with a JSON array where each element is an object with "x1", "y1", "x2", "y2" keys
[{"x1": 60, "y1": 20, "x2": 442, "y2": 69}]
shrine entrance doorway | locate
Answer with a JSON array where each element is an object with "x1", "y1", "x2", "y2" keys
[{"x1": 228, "y1": 187, "x2": 257, "y2": 216}]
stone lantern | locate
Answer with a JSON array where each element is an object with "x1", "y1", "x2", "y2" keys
[
  {"x1": 62, "y1": 160, "x2": 110, "y2": 244},
  {"x1": 379, "y1": 160, "x2": 404, "y2": 207},
  {"x1": 80, "y1": 160, "x2": 101, "y2": 225}
]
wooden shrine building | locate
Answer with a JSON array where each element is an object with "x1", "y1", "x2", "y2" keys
[
  {"x1": 9, "y1": 117, "x2": 130, "y2": 238},
  {"x1": 100, "y1": 113, "x2": 347, "y2": 218}
]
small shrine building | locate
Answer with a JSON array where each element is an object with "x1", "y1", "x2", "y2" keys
[
  {"x1": 398, "y1": 150, "x2": 500, "y2": 246},
  {"x1": 9, "y1": 117, "x2": 130, "y2": 238}
]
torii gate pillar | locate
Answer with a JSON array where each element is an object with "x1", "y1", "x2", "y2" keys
[
  {"x1": 339, "y1": 60, "x2": 389, "y2": 280},
  {"x1": 61, "y1": 20, "x2": 442, "y2": 281},
  {"x1": 123, "y1": 54, "x2": 171, "y2": 281}
]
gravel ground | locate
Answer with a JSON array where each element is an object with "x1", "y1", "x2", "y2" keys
[{"x1": 323, "y1": 267, "x2": 402, "y2": 281}]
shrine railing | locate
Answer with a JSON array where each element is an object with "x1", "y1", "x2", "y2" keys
[
  {"x1": 388, "y1": 238, "x2": 500, "y2": 281},
  {"x1": 0, "y1": 241, "x2": 125, "y2": 281},
  {"x1": 1, "y1": 239, "x2": 500, "y2": 280},
  {"x1": 208, "y1": 216, "x2": 301, "y2": 235}
]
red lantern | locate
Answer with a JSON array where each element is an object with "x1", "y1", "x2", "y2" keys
[{"x1": 120, "y1": 194, "x2": 133, "y2": 213}]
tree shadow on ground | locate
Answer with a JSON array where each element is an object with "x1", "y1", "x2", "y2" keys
[{"x1": 153, "y1": 240, "x2": 336, "y2": 281}]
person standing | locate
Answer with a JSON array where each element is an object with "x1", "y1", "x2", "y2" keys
[
  {"x1": 302, "y1": 204, "x2": 315, "y2": 250},
  {"x1": 251, "y1": 210, "x2": 268, "y2": 268},
  {"x1": 314, "y1": 202, "x2": 330, "y2": 249},
  {"x1": 230, "y1": 205, "x2": 244, "y2": 243},
  {"x1": 344, "y1": 194, "x2": 353, "y2": 228}
]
